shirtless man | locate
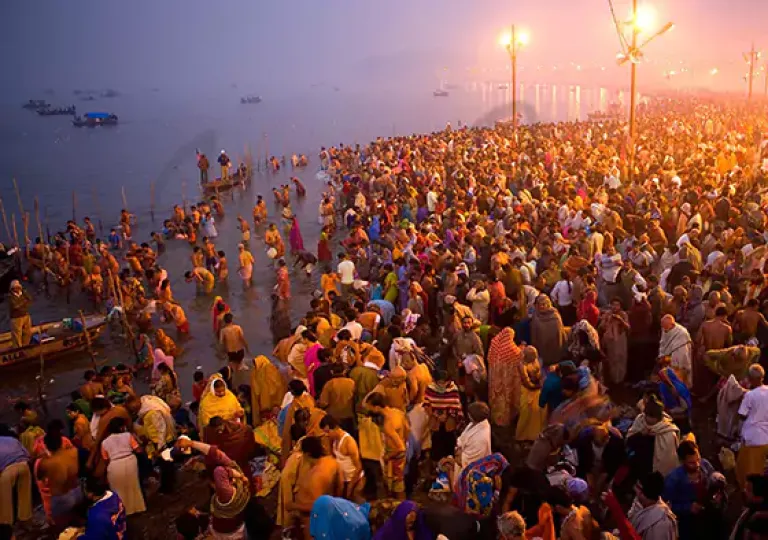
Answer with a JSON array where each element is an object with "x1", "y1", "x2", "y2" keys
[
  {"x1": 287, "y1": 436, "x2": 342, "y2": 540},
  {"x1": 219, "y1": 313, "x2": 250, "y2": 365},
  {"x1": 252, "y1": 195, "x2": 267, "y2": 227},
  {"x1": 734, "y1": 298, "x2": 768, "y2": 343},
  {"x1": 320, "y1": 415, "x2": 364, "y2": 502},
  {"x1": 35, "y1": 428, "x2": 82, "y2": 525},
  {"x1": 79, "y1": 369, "x2": 105, "y2": 402},
  {"x1": 365, "y1": 392, "x2": 409, "y2": 500}
]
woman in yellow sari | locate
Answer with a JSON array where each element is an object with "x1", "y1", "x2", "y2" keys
[
  {"x1": 515, "y1": 346, "x2": 547, "y2": 442},
  {"x1": 250, "y1": 355, "x2": 286, "y2": 426},
  {"x1": 198, "y1": 374, "x2": 244, "y2": 433}
]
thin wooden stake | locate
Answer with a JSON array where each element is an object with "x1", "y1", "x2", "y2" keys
[
  {"x1": 91, "y1": 187, "x2": 104, "y2": 236},
  {"x1": 34, "y1": 199, "x2": 49, "y2": 295},
  {"x1": 12, "y1": 180, "x2": 29, "y2": 257},
  {"x1": 79, "y1": 310, "x2": 98, "y2": 370},
  {"x1": 181, "y1": 181, "x2": 188, "y2": 214},
  {"x1": 108, "y1": 270, "x2": 140, "y2": 364},
  {"x1": 150, "y1": 181, "x2": 156, "y2": 223},
  {"x1": 121, "y1": 186, "x2": 128, "y2": 212},
  {"x1": 72, "y1": 191, "x2": 77, "y2": 223},
  {"x1": 22, "y1": 212, "x2": 30, "y2": 259},
  {"x1": 11, "y1": 214, "x2": 18, "y2": 247},
  {"x1": 0, "y1": 198, "x2": 10, "y2": 246}
]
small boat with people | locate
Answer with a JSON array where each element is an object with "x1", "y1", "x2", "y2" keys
[
  {"x1": 0, "y1": 314, "x2": 106, "y2": 369},
  {"x1": 22, "y1": 99, "x2": 48, "y2": 110},
  {"x1": 240, "y1": 95, "x2": 262, "y2": 104},
  {"x1": 202, "y1": 166, "x2": 252, "y2": 194},
  {"x1": 433, "y1": 89, "x2": 449, "y2": 97},
  {"x1": 72, "y1": 112, "x2": 119, "y2": 127},
  {"x1": 37, "y1": 105, "x2": 77, "y2": 116},
  {"x1": 587, "y1": 103, "x2": 625, "y2": 123}
]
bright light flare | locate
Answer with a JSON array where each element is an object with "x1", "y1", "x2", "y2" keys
[
  {"x1": 634, "y1": 4, "x2": 657, "y2": 33},
  {"x1": 710, "y1": 68, "x2": 719, "y2": 76},
  {"x1": 498, "y1": 30, "x2": 530, "y2": 48}
]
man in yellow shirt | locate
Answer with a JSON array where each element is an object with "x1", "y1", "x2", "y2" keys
[
  {"x1": 318, "y1": 363, "x2": 355, "y2": 433},
  {"x1": 320, "y1": 271, "x2": 341, "y2": 300},
  {"x1": 185, "y1": 267, "x2": 215, "y2": 294}
]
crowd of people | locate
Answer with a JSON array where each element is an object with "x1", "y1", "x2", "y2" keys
[{"x1": 3, "y1": 95, "x2": 768, "y2": 540}]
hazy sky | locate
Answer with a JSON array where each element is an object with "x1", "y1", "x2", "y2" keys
[{"x1": 2, "y1": 0, "x2": 767, "y2": 97}]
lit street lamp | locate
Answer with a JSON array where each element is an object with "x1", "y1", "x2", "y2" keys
[
  {"x1": 615, "y1": 2, "x2": 673, "y2": 181},
  {"x1": 499, "y1": 26, "x2": 530, "y2": 129}
]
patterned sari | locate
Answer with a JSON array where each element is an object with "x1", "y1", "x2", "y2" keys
[
  {"x1": 454, "y1": 452, "x2": 509, "y2": 517},
  {"x1": 487, "y1": 328, "x2": 522, "y2": 426}
]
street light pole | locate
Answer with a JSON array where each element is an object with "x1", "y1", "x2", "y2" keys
[
  {"x1": 628, "y1": 0, "x2": 638, "y2": 183},
  {"x1": 510, "y1": 25, "x2": 518, "y2": 129}
]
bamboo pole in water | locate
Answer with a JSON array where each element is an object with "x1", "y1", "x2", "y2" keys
[
  {"x1": 11, "y1": 214, "x2": 18, "y2": 247},
  {"x1": 181, "y1": 181, "x2": 188, "y2": 213},
  {"x1": 150, "y1": 181, "x2": 156, "y2": 223},
  {"x1": 121, "y1": 186, "x2": 128, "y2": 212},
  {"x1": 0, "y1": 198, "x2": 11, "y2": 246},
  {"x1": 12, "y1": 179, "x2": 29, "y2": 257},
  {"x1": 22, "y1": 213, "x2": 30, "y2": 259},
  {"x1": 79, "y1": 309, "x2": 98, "y2": 371},
  {"x1": 72, "y1": 191, "x2": 77, "y2": 223},
  {"x1": 34, "y1": 198, "x2": 49, "y2": 296},
  {"x1": 108, "y1": 269, "x2": 140, "y2": 364},
  {"x1": 91, "y1": 187, "x2": 104, "y2": 236}
]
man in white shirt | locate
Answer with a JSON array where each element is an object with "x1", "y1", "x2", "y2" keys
[
  {"x1": 337, "y1": 253, "x2": 355, "y2": 298},
  {"x1": 737, "y1": 364, "x2": 768, "y2": 487},
  {"x1": 341, "y1": 312, "x2": 363, "y2": 341},
  {"x1": 427, "y1": 186, "x2": 438, "y2": 213}
]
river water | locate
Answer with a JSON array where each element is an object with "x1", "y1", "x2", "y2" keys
[{"x1": 0, "y1": 82, "x2": 623, "y2": 416}]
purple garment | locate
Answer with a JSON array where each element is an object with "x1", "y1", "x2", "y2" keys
[
  {"x1": 373, "y1": 500, "x2": 434, "y2": 540},
  {"x1": 304, "y1": 343, "x2": 323, "y2": 397},
  {"x1": 289, "y1": 218, "x2": 305, "y2": 253},
  {"x1": 416, "y1": 206, "x2": 429, "y2": 223}
]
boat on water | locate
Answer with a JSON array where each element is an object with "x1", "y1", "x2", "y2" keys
[
  {"x1": 433, "y1": 89, "x2": 449, "y2": 97},
  {"x1": 0, "y1": 314, "x2": 106, "y2": 369},
  {"x1": 240, "y1": 95, "x2": 262, "y2": 104},
  {"x1": 587, "y1": 103, "x2": 624, "y2": 123},
  {"x1": 498, "y1": 84, "x2": 509, "y2": 90},
  {"x1": 202, "y1": 171, "x2": 251, "y2": 193},
  {"x1": 72, "y1": 112, "x2": 119, "y2": 127},
  {"x1": 22, "y1": 99, "x2": 48, "y2": 110},
  {"x1": 37, "y1": 105, "x2": 77, "y2": 116},
  {"x1": 202, "y1": 168, "x2": 252, "y2": 193}
]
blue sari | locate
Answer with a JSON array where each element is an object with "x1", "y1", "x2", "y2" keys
[
  {"x1": 659, "y1": 367, "x2": 692, "y2": 416},
  {"x1": 310, "y1": 496, "x2": 371, "y2": 540}
]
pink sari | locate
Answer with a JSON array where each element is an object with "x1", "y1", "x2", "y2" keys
[
  {"x1": 304, "y1": 343, "x2": 323, "y2": 396},
  {"x1": 152, "y1": 348, "x2": 175, "y2": 382},
  {"x1": 289, "y1": 217, "x2": 305, "y2": 253}
]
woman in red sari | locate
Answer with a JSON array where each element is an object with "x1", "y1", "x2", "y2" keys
[
  {"x1": 487, "y1": 328, "x2": 523, "y2": 427},
  {"x1": 211, "y1": 296, "x2": 230, "y2": 338}
]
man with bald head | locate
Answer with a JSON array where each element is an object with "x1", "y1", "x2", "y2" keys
[
  {"x1": 658, "y1": 315, "x2": 693, "y2": 386},
  {"x1": 737, "y1": 364, "x2": 768, "y2": 488}
]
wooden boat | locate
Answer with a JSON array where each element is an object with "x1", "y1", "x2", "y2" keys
[
  {"x1": 0, "y1": 314, "x2": 106, "y2": 369},
  {"x1": 202, "y1": 168, "x2": 251, "y2": 193},
  {"x1": 37, "y1": 105, "x2": 77, "y2": 116},
  {"x1": 22, "y1": 99, "x2": 48, "y2": 110},
  {"x1": 433, "y1": 89, "x2": 449, "y2": 97}
]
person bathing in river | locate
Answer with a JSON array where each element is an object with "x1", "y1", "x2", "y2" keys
[
  {"x1": 237, "y1": 243, "x2": 255, "y2": 288},
  {"x1": 291, "y1": 176, "x2": 306, "y2": 197}
]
